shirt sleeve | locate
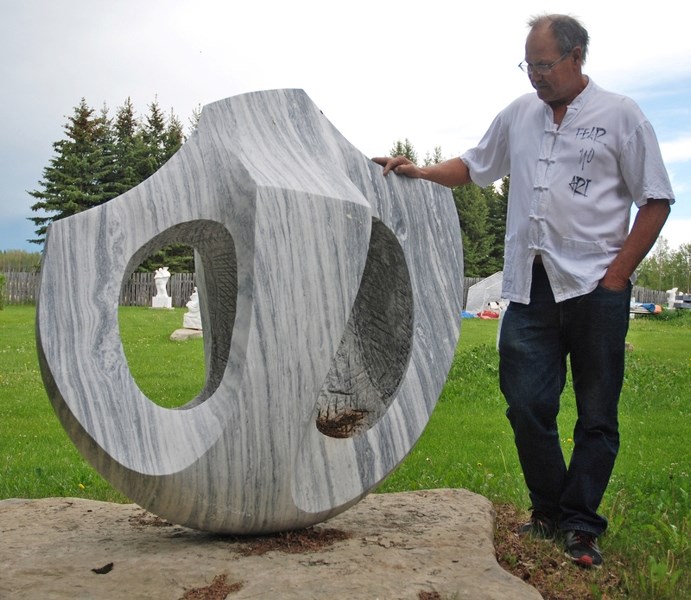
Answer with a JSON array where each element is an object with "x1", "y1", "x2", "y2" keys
[
  {"x1": 460, "y1": 111, "x2": 511, "y2": 188},
  {"x1": 620, "y1": 120, "x2": 675, "y2": 208}
]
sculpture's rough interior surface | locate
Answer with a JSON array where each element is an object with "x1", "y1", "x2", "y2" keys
[{"x1": 36, "y1": 89, "x2": 464, "y2": 534}]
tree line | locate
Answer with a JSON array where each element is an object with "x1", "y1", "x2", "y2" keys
[
  {"x1": 0, "y1": 250, "x2": 42, "y2": 272},
  {"x1": 27, "y1": 101, "x2": 508, "y2": 278},
  {"x1": 635, "y1": 238, "x2": 691, "y2": 293},
  {"x1": 28, "y1": 97, "x2": 199, "y2": 272},
  {"x1": 26, "y1": 102, "x2": 684, "y2": 285}
]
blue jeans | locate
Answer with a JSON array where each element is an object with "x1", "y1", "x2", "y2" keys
[{"x1": 499, "y1": 262, "x2": 631, "y2": 536}]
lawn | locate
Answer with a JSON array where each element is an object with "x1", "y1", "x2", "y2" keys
[{"x1": 0, "y1": 305, "x2": 688, "y2": 598}]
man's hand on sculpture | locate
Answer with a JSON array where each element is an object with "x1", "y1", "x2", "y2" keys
[{"x1": 372, "y1": 156, "x2": 421, "y2": 178}]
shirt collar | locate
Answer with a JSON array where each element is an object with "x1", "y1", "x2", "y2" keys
[{"x1": 567, "y1": 76, "x2": 595, "y2": 112}]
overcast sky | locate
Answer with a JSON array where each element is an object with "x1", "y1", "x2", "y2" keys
[{"x1": 1, "y1": 0, "x2": 689, "y2": 254}]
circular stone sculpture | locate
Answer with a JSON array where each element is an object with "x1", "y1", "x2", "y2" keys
[{"x1": 36, "y1": 89, "x2": 464, "y2": 534}]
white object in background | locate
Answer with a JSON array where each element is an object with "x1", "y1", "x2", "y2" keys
[
  {"x1": 152, "y1": 267, "x2": 172, "y2": 309},
  {"x1": 183, "y1": 287, "x2": 202, "y2": 330},
  {"x1": 666, "y1": 287, "x2": 678, "y2": 310}
]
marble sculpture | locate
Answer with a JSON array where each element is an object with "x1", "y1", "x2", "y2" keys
[
  {"x1": 36, "y1": 89, "x2": 464, "y2": 534},
  {"x1": 152, "y1": 266, "x2": 172, "y2": 308},
  {"x1": 183, "y1": 287, "x2": 202, "y2": 330}
]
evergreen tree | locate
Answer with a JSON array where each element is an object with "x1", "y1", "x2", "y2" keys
[
  {"x1": 163, "y1": 110, "x2": 185, "y2": 162},
  {"x1": 28, "y1": 99, "x2": 114, "y2": 245},
  {"x1": 28, "y1": 96, "x2": 192, "y2": 270},
  {"x1": 485, "y1": 176, "x2": 509, "y2": 273},
  {"x1": 137, "y1": 244, "x2": 195, "y2": 273},
  {"x1": 423, "y1": 146, "x2": 444, "y2": 166},
  {"x1": 140, "y1": 98, "x2": 168, "y2": 179},
  {"x1": 452, "y1": 183, "x2": 493, "y2": 277},
  {"x1": 189, "y1": 104, "x2": 202, "y2": 132},
  {"x1": 136, "y1": 102, "x2": 191, "y2": 272},
  {"x1": 389, "y1": 138, "x2": 418, "y2": 164},
  {"x1": 110, "y1": 97, "x2": 149, "y2": 194},
  {"x1": 96, "y1": 103, "x2": 123, "y2": 201}
]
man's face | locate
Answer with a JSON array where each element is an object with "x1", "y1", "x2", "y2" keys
[{"x1": 524, "y1": 24, "x2": 583, "y2": 107}]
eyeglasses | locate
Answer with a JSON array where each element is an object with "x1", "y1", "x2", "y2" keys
[{"x1": 518, "y1": 51, "x2": 571, "y2": 75}]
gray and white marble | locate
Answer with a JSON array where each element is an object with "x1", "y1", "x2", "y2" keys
[{"x1": 36, "y1": 89, "x2": 464, "y2": 534}]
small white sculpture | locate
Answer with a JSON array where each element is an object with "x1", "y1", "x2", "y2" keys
[
  {"x1": 154, "y1": 267, "x2": 171, "y2": 297},
  {"x1": 666, "y1": 287, "x2": 678, "y2": 310},
  {"x1": 183, "y1": 287, "x2": 202, "y2": 330},
  {"x1": 152, "y1": 267, "x2": 172, "y2": 309}
]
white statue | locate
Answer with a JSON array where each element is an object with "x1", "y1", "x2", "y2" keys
[
  {"x1": 666, "y1": 287, "x2": 678, "y2": 310},
  {"x1": 154, "y1": 267, "x2": 171, "y2": 297},
  {"x1": 183, "y1": 287, "x2": 202, "y2": 330},
  {"x1": 152, "y1": 267, "x2": 172, "y2": 309}
]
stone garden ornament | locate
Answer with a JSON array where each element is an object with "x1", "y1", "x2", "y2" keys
[
  {"x1": 36, "y1": 89, "x2": 464, "y2": 534},
  {"x1": 152, "y1": 266, "x2": 172, "y2": 308},
  {"x1": 183, "y1": 287, "x2": 202, "y2": 330}
]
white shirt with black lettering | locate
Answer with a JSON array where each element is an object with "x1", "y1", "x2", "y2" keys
[{"x1": 462, "y1": 78, "x2": 674, "y2": 304}]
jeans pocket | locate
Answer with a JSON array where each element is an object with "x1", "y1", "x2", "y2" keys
[{"x1": 588, "y1": 283, "x2": 632, "y2": 315}]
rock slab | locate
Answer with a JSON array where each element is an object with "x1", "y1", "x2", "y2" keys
[{"x1": 0, "y1": 489, "x2": 541, "y2": 600}]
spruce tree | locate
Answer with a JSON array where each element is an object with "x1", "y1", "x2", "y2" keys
[
  {"x1": 485, "y1": 176, "x2": 509, "y2": 273},
  {"x1": 141, "y1": 98, "x2": 168, "y2": 177},
  {"x1": 189, "y1": 104, "x2": 202, "y2": 132},
  {"x1": 423, "y1": 146, "x2": 444, "y2": 166},
  {"x1": 110, "y1": 97, "x2": 149, "y2": 194},
  {"x1": 452, "y1": 183, "x2": 492, "y2": 277},
  {"x1": 389, "y1": 138, "x2": 418, "y2": 164},
  {"x1": 135, "y1": 101, "x2": 192, "y2": 272},
  {"x1": 163, "y1": 110, "x2": 185, "y2": 163},
  {"x1": 28, "y1": 96, "x2": 193, "y2": 270},
  {"x1": 28, "y1": 99, "x2": 113, "y2": 245}
]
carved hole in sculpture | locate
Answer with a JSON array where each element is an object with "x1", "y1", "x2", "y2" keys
[
  {"x1": 316, "y1": 218, "x2": 413, "y2": 438},
  {"x1": 120, "y1": 219, "x2": 237, "y2": 409}
]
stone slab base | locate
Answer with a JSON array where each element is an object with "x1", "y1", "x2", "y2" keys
[
  {"x1": 0, "y1": 489, "x2": 541, "y2": 599},
  {"x1": 169, "y1": 328, "x2": 203, "y2": 341}
]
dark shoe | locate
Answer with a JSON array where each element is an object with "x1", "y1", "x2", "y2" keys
[
  {"x1": 564, "y1": 530, "x2": 603, "y2": 568},
  {"x1": 518, "y1": 513, "x2": 556, "y2": 539}
]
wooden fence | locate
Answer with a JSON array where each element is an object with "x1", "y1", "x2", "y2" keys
[
  {"x1": 1, "y1": 271, "x2": 197, "y2": 308},
  {"x1": 2, "y1": 271, "x2": 39, "y2": 305},
  {"x1": 1, "y1": 270, "x2": 670, "y2": 309},
  {"x1": 631, "y1": 286, "x2": 668, "y2": 305},
  {"x1": 119, "y1": 272, "x2": 196, "y2": 308}
]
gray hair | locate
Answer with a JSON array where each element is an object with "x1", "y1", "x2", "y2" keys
[{"x1": 529, "y1": 14, "x2": 590, "y2": 63}]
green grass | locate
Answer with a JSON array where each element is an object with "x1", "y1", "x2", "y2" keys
[
  {"x1": 0, "y1": 306, "x2": 206, "y2": 502},
  {"x1": 118, "y1": 306, "x2": 206, "y2": 408},
  {"x1": 1, "y1": 306, "x2": 689, "y2": 598},
  {"x1": 379, "y1": 314, "x2": 690, "y2": 599}
]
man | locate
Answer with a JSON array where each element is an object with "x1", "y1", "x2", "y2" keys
[{"x1": 373, "y1": 14, "x2": 673, "y2": 568}]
